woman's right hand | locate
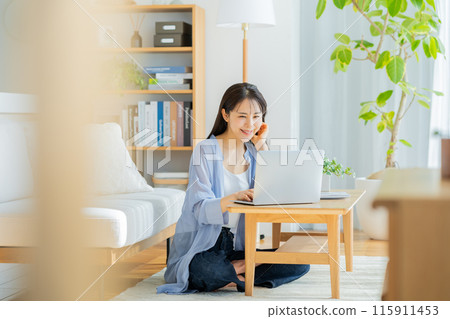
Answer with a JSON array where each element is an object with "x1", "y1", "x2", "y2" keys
[{"x1": 234, "y1": 189, "x2": 254, "y2": 202}]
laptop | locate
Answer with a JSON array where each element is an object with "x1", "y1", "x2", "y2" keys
[{"x1": 233, "y1": 150, "x2": 323, "y2": 206}]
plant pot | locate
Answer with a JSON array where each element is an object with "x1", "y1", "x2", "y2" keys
[
  {"x1": 355, "y1": 177, "x2": 388, "y2": 240},
  {"x1": 321, "y1": 174, "x2": 331, "y2": 192}
]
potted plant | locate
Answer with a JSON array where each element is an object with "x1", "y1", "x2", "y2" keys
[
  {"x1": 322, "y1": 157, "x2": 354, "y2": 191},
  {"x1": 101, "y1": 57, "x2": 147, "y2": 91},
  {"x1": 316, "y1": 0, "x2": 445, "y2": 239}
]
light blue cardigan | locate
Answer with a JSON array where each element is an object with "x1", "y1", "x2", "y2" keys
[{"x1": 156, "y1": 135, "x2": 257, "y2": 294}]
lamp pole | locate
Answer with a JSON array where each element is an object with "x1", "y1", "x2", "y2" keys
[{"x1": 242, "y1": 23, "x2": 248, "y2": 83}]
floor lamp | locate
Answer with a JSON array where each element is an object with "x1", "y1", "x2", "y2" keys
[{"x1": 217, "y1": 0, "x2": 276, "y2": 83}]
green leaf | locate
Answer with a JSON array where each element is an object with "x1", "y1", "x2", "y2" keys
[
  {"x1": 387, "y1": 0, "x2": 402, "y2": 16},
  {"x1": 387, "y1": 149, "x2": 394, "y2": 155},
  {"x1": 423, "y1": 88, "x2": 444, "y2": 96},
  {"x1": 376, "y1": 90, "x2": 393, "y2": 106},
  {"x1": 400, "y1": 0, "x2": 407, "y2": 12},
  {"x1": 411, "y1": 39, "x2": 421, "y2": 51},
  {"x1": 386, "y1": 56, "x2": 405, "y2": 84},
  {"x1": 399, "y1": 139, "x2": 412, "y2": 147},
  {"x1": 411, "y1": 0, "x2": 423, "y2": 10},
  {"x1": 360, "y1": 101, "x2": 375, "y2": 106},
  {"x1": 426, "y1": 0, "x2": 435, "y2": 10},
  {"x1": 360, "y1": 104, "x2": 372, "y2": 116},
  {"x1": 414, "y1": 91, "x2": 431, "y2": 101},
  {"x1": 330, "y1": 45, "x2": 347, "y2": 61},
  {"x1": 376, "y1": 0, "x2": 388, "y2": 9},
  {"x1": 428, "y1": 19, "x2": 438, "y2": 31},
  {"x1": 422, "y1": 40, "x2": 431, "y2": 57},
  {"x1": 316, "y1": 0, "x2": 327, "y2": 19},
  {"x1": 354, "y1": 40, "x2": 374, "y2": 49},
  {"x1": 370, "y1": 21, "x2": 384, "y2": 36},
  {"x1": 429, "y1": 36, "x2": 437, "y2": 59},
  {"x1": 418, "y1": 100, "x2": 430, "y2": 109},
  {"x1": 334, "y1": 59, "x2": 348, "y2": 73},
  {"x1": 335, "y1": 33, "x2": 350, "y2": 44},
  {"x1": 375, "y1": 51, "x2": 391, "y2": 69},
  {"x1": 434, "y1": 37, "x2": 445, "y2": 55},
  {"x1": 337, "y1": 48, "x2": 352, "y2": 65},
  {"x1": 367, "y1": 9, "x2": 383, "y2": 17},
  {"x1": 333, "y1": 0, "x2": 347, "y2": 9},
  {"x1": 358, "y1": 0, "x2": 373, "y2": 11},
  {"x1": 377, "y1": 121, "x2": 386, "y2": 133},
  {"x1": 402, "y1": 18, "x2": 417, "y2": 30},
  {"x1": 412, "y1": 24, "x2": 431, "y2": 34},
  {"x1": 359, "y1": 111, "x2": 378, "y2": 122}
]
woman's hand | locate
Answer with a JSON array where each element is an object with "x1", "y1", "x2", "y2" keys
[
  {"x1": 234, "y1": 188, "x2": 254, "y2": 202},
  {"x1": 220, "y1": 189, "x2": 254, "y2": 212},
  {"x1": 251, "y1": 122, "x2": 269, "y2": 151}
]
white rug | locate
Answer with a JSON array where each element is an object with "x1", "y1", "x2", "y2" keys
[{"x1": 112, "y1": 256, "x2": 388, "y2": 301}]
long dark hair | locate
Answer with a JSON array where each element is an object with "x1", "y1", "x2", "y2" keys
[{"x1": 207, "y1": 83, "x2": 267, "y2": 139}]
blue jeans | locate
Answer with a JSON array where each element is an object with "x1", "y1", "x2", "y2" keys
[{"x1": 188, "y1": 227, "x2": 310, "y2": 292}]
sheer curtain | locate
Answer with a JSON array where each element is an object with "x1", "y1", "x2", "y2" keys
[
  {"x1": 428, "y1": 0, "x2": 450, "y2": 168},
  {"x1": 299, "y1": 2, "x2": 435, "y2": 229}
]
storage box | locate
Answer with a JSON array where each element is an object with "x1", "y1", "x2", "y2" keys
[
  {"x1": 154, "y1": 34, "x2": 192, "y2": 47},
  {"x1": 156, "y1": 22, "x2": 192, "y2": 35}
]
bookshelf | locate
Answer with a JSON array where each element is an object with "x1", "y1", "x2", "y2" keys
[{"x1": 96, "y1": 4, "x2": 205, "y2": 186}]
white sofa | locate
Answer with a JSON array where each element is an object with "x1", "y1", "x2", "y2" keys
[{"x1": 0, "y1": 93, "x2": 184, "y2": 267}]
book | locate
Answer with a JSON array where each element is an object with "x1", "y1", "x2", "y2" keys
[
  {"x1": 190, "y1": 107, "x2": 193, "y2": 147},
  {"x1": 184, "y1": 101, "x2": 192, "y2": 146},
  {"x1": 143, "y1": 102, "x2": 158, "y2": 147},
  {"x1": 176, "y1": 101, "x2": 184, "y2": 147},
  {"x1": 155, "y1": 73, "x2": 193, "y2": 80},
  {"x1": 153, "y1": 172, "x2": 189, "y2": 179},
  {"x1": 144, "y1": 66, "x2": 192, "y2": 73},
  {"x1": 127, "y1": 104, "x2": 138, "y2": 141},
  {"x1": 149, "y1": 78, "x2": 191, "y2": 85},
  {"x1": 157, "y1": 101, "x2": 164, "y2": 146},
  {"x1": 121, "y1": 108, "x2": 128, "y2": 141},
  {"x1": 170, "y1": 101, "x2": 178, "y2": 146},
  {"x1": 138, "y1": 100, "x2": 146, "y2": 133},
  {"x1": 163, "y1": 101, "x2": 171, "y2": 147},
  {"x1": 147, "y1": 83, "x2": 190, "y2": 90}
]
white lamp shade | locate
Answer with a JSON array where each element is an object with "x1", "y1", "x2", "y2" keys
[{"x1": 216, "y1": 0, "x2": 276, "y2": 28}]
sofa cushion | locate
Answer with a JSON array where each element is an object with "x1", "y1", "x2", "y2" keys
[
  {"x1": 0, "y1": 123, "x2": 34, "y2": 203},
  {"x1": 86, "y1": 188, "x2": 185, "y2": 248},
  {"x1": 0, "y1": 188, "x2": 185, "y2": 248},
  {"x1": 85, "y1": 123, "x2": 153, "y2": 195}
]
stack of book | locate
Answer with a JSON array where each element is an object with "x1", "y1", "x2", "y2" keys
[
  {"x1": 144, "y1": 66, "x2": 192, "y2": 90},
  {"x1": 121, "y1": 101, "x2": 192, "y2": 147}
]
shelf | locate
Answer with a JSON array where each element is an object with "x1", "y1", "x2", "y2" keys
[
  {"x1": 107, "y1": 90, "x2": 193, "y2": 95},
  {"x1": 101, "y1": 47, "x2": 193, "y2": 53},
  {"x1": 127, "y1": 146, "x2": 193, "y2": 151},
  {"x1": 95, "y1": 4, "x2": 195, "y2": 13},
  {"x1": 152, "y1": 177, "x2": 189, "y2": 185}
]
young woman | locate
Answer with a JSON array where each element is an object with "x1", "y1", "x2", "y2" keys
[{"x1": 157, "y1": 83, "x2": 310, "y2": 294}]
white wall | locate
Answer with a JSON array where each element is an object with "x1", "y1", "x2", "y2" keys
[{"x1": 147, "y1": 0, "x2": 302, "y2": 141}]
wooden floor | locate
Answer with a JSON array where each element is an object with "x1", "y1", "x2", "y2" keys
[
  {"x1": 1, "y1": 230, "x2": 388, "y2": 300},
  {"x1": 101, "y1": 230, "x2": 388, "y2": 300}
]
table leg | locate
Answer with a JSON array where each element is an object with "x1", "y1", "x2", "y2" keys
[
  {"x1": 272, "y1": 223, "x2": 281, "y2": 249},
  {"x1": 343, "y1": 208, "x2": 354, "y2": 272},
  {"x1": 245, "y1": 214, "x2": 257, "y2": 296},
  {"x1": 328, "y1": 215, "x2": 340, "y2": 299}
]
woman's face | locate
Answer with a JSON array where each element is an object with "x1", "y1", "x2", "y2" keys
[{"x1": 222, "y1": 98, "x2": 263, "y2": 142}]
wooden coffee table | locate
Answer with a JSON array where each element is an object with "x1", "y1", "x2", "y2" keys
[{"x1": 227, "y1": 189, "x2": 365, "y2": 299}]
